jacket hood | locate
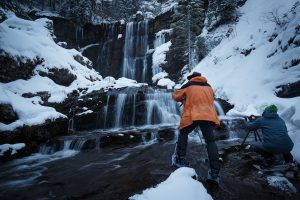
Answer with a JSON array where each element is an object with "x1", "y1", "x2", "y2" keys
[
  {"x1": 189, "y1": 76, "x2": 208, "y2": 83},
  {"x1": 262, "y1": 110, "x2": 278, "y2": 118}
]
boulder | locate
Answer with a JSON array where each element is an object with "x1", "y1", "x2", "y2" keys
[
  {"x1": 39, "y1": 68, "x2": 77, "y2": 86},
  {"x1": 0, "y1": 104, "x2": 18, "y2": 124},
  {"x1": 0, "y1": 51, "x2": 43, "y2": 83},
  {"x1": 73, "y1": 54, "x2": 93, "y2": 69},
  {"x1": 275, "y1": 81, "x2": 300, "y2": 98}
]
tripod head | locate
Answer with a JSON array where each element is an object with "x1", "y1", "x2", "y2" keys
[{"x1": 246, "y1": 115, "x2": 260, "y2": 122}]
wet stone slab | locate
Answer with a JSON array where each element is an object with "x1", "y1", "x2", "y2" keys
[{"x1": 0, "y1": 133, "x2": 299, "y2": 200}]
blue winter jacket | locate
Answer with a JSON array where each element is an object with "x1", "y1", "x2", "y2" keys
[{"x1": 246, "y1": 110, "x2": 294, "y2": 154}]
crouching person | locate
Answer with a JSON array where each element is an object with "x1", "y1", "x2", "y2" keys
[
  {"x1": 172, "y1": 72, "x2": 221, "y2": 184},
  {"x1": 246, "y1": 104, "x2": 296, "y2": 168}
]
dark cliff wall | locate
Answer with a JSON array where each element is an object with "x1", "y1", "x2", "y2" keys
[{"x1": 49, "y1": 17, "x2": 125, "y2": 78}]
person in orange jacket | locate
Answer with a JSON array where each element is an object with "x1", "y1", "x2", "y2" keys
[{"x1": 172, "y1": 72, "x2": 221, "y2": 183}]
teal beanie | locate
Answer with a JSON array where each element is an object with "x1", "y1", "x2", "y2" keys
[{"x1": 265, "y1": 104, "x2": 278, "y2": 113}]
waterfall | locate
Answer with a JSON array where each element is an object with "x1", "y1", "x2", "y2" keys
[
  {"x1": 145, "y1": 91, "x2": 180, "y2": 125},
  {"x1": 103, "y1": 95, "x2": 110, "y2": 128},
  {"x1": 75, "y1": 25, "x2": 83, "y2": 42},
  {"x1": 122, "y1": 21, "x2": 149, "y2": 83},
  {"x1": 96, "y1": 24, "x2": 116, "y2": 73},
  {"x1": 131, "y1": 94, "x2": 136, "y2": 126},
  {"x1": 101, "y1": 89, "x2": 180, "y2": 129},
  {"x1": 154, "y1": 31, "x2": 166, "y2": 48},
  {"x1": 214, "y1": 101, "x2": 225, "y2": 116},
  {"x1": 114, "y1": 94, "x2": 127, "y2": 128}
]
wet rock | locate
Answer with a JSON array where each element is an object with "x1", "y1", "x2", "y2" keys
[
  {"x1": 215, "y1": 98, "x2": 234, "y2": 114},
  {"x1": 74, "y1": 112, "x2": 100, "y2": 131},
  {"x1": 39, "y1": 68, "x2": 77, "y2": 86},
  {"x1": 134, "y1": 12, "x2": 144, "y2": 22},
  {"x1": 0, "y1": 117, "x2": 68, "y2": 144},
  {"x1": 81, "y1": 138, "x2": 98, "y2": 150},
  {"x1": 100, "y1": 132, "x2": 142, "y2": 148},
  {"x1": 157, "y1": 128, "x2": 175, "y2": 141},
  {"x1": 0, "y1": 51, "x2": 43, "y2": 83},
  {"x1": 0, "y1": 104, "x2": 18, "y2": 124}
]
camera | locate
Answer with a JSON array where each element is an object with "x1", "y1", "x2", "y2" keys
[{"x1": 247, "y1": 115, "x2": 260, "y2": 122}]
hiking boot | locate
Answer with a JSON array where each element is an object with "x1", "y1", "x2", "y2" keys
[
  {"x1": 287, "y1": 160, "x2": 299, "y2": 171},
  {"x1": 171, "y1": 154, "x2": 189, "y2": 168},
  {"x1": 207, "y1": 169, "x2": 220, "y2": 184}
]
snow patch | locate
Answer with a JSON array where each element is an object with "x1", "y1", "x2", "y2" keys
[
  {"x1": 0, "y1": 143, "x2": 26, "y2": 156},
  {"x1": 157, "y1": 78, "x2": 175, "y2": 89},
  {"x1": 152, "y1": 72, "x2": 168, "y2": 83},
  {"x1": 267, "y1": 176, "x2": 297, "y2": 193},
  {"x1": 129, "y1": 167, "x2": 213, "y2": 200}
]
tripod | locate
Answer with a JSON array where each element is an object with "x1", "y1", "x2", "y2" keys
[{"x1": 240, "y1": 129, "x2": 262, "y2": 149}]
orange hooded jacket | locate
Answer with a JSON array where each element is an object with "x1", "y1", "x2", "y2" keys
[{"x1": 173, "y1": 76, "x2": 220, "y2": 129}]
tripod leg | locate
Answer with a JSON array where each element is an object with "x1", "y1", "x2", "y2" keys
[
  {"x1": 254, "y1": 131, "x2": 258, "y2": 141},
  {"x1": 256, "y1": 131, "x2": 262, "y2": 142},
  {"x1": 240, "y1": 131, "x2": 251, "y2": 147}
]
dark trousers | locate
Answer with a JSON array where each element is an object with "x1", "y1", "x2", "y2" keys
[
  {"x1": 250, "y1": 142, "x2": 294, "y2": 163},
  {"x1": 176, "y1": 120, "x2": 220, "y2": 172}
]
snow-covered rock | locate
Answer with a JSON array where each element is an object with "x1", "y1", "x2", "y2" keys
[
  {"x1": 129, "y1": 167, "x2": 213, "y2": 200},
  {"x1": 152, "y1": 41, "x2": 172, "y2": 74},
  {"x1": 157, "y1": 78, "x2": 175, "y2": 89},
  {"x1": 267, "y1": 176, "x2": 297, "y2": 193},
  {"x1": 0, "y1": 143, "x2": 25, "y2": 156},
  {"x1": 152, "y1": 72, "x2": 168, "y2": 83}
]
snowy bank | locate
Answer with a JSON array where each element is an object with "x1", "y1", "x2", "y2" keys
[
  {"x1": 129, "y1": 167, "x2": 213, "y2": 200},
  {"x1": 194, "y1": 0, "x2": 300, "y2": 162}
]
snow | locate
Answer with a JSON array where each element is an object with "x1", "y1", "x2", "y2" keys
[
  {"x1": 157, "y1": 78, "x2": 175, "y2": 89},
  {"x1": 0, "y1": 86, "x2": 66, "y2": 131},
  {"x1": 120, "y1": 19, "x2": 125, "y2": 25},
  {"x1": 129, "y1": 167, "x2": 213, "y2": 200},
  {"x1": 193, "y1": 0, "x2": 300, "y2": 162},
  {"x1": 76, "y1": 110, "x2": 93, "y2": 116},
  {"x1": 115, "y1": 77, "x2": 146, "y2": 89},
  {"x1": 0, "y1": 143, "x2": 25, "y2": 156},
  {"x1": 80, "y1": 43, "x2": 100, "y2": 53},
  {"x1": 152, "y1": 41, "x2": 172, "y2": 71},
  {"x1": 0, "y1": 14, "x2": 145, "y2": 132},
  {"x1": 267, "y1": 176, "x2": 297, "y2": 193},
  {"x1": 152, "y1": 72, "x2": 168, "y2": 83},
  {"x1": 35, "y1": 11, "x2": 60, "y2": 17}
]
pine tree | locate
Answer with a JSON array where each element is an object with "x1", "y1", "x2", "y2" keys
[
  {"x1": 206, "y1": 0, "x2": 237, "y2": 30},
  {"x1": 59, "y1": 0, "x2": 96, "y2": 26},
  {"x1": 169, "y1": 0, "x2": 206, "y2": 71}
]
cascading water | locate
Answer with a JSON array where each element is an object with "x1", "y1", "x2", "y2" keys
[
  {"x1": 96, "y1": 24, "x2": 117, "y2": 74},
  {"x1": 122, "y1": 21, "x2": 149, "y2": 83},
  {"x1": 214, "y1": 101, "x2": 225, "y2": 116},
  {"x1": 75, "y1": 25, "x2": 83, "y2": 42},
  {"x1": 0, "y1": 136, "x2": 94, "y2": 189},
  {"x1": 102, "y1": 88, "x2": 181, "y2": 130},
  {"x1": 114, "y1": 94, "x2": 127, "y2": 128},
  {"x1": 145, "y1": 91, "x2": 180, "y2": 125},
  {"x1": 103, "y1": 95, "x2": 110, "y2": 128}
]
